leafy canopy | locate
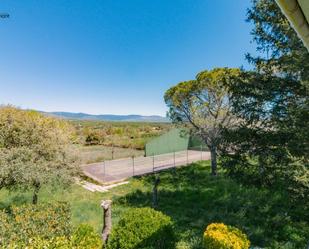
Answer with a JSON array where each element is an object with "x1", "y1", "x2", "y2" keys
[{"x1": 0, "y1": 106, "x2": 79, "y2": 201}]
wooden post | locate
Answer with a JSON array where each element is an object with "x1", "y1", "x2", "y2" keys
[
  {"x1": 152, "y1": 154, "x2": 155, "y2": 173},
  {"x1": 101, "y1": 200, "x2": 112, "y2": 244},
  {"x1": 152, "y1": 177, "x2": 160, "y2": 209}
]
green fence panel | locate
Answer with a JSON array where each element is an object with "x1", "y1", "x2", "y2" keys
[
  {"x1": 145, "y1": 128, "x2": 190, "y2": 156},
  {"x1": 188, "y1": 135, "x2": 207, "y2": 151}
]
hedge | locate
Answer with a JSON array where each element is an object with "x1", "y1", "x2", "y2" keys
[{"x1": 107, "y1": 207, "x2": 175, "y2": 249}]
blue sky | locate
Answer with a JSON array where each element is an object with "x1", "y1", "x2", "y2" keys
[{"x1": 0, "y1": 0, "x2": 256, "y2": 116}]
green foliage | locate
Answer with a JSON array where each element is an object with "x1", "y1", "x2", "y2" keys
[
  {"x1": 107, "y1": 207, "x2": 175, "y2": 249},
  {"x1": 5, "y1": 236, "x2": 72, "y2": 249},
  {"x1": 164, "y1": 67, "x2": 240, "y2": 175},
  {"x1": 1, "y1": 162, "x2": 308, "y2": 248},
  {"x1": 85, "y1": 130, "x2": 103, "y2": 145},
  {"x1": 4, "y1": 224, "x2": 102, "y2": 249},
  {"x1": 245, "y1": 0, "x2": 309, "y2": 161},
  {"x1": 0, "y1": 106, "x2": 79, "y2": 203},
  {"x1": 71, "y1": 224, "x2": 102, "y2": 248},
  {"x1": 73, "y1": 120, "x2": 170, "y2": 150},
  {"x1": 0, "y1": 202, "x2": 71, "y2": 246},
  {"x1": 203, "y1": 223, "x2": 250, "y2": 249},
  {"x1": 0, "y1": 203, "x2": 101, "y2": 249},
  {"x1": 221, "y1": 0, "x2": 309, "y2": 213}
]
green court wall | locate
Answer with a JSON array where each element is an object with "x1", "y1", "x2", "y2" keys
[
  {"x1": 145, "y1": 128, "x2": 206, "y2": 156},
  {"x1": 145, "y1": 128, "x2": 189, "y2": 156}
]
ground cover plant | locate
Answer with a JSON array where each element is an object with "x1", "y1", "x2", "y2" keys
[{"x1": 1, "y1": 161, "x2": 307, "y2": 248}]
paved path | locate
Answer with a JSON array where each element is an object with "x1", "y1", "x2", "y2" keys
[
  {"x1": 83, "y1": 150, "x2": 210, "y2": 184},
  {"x1": 77, "y1": 179, "x2": 129, "y2": 192}
]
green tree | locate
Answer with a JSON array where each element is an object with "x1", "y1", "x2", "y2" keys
[
  {"x1": 164, "y1": 68, "x2": 240, "y2": 175},
  {"x1": 246, "y1": 0, "x2": 309, "y2": 157},
  {"x1": 221, "y1": 0, "x2": 309, "y2": 208},
  {"x1": 0, "y1": 106, "x2": 79, "y2": 204}
]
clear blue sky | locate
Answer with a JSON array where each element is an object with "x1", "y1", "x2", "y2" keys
[{"x1": 0, "y1": 0, "x2": 256, "y2": 116}]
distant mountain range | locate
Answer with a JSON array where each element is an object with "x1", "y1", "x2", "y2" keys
[{"x1": 40, "y1": 111, "x2": 169, "y2": 122}]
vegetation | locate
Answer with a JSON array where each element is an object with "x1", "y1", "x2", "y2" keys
[
  {"x1": 72, "y1": 120, "x2": 171, "y2": 150},
  {"x1": 1, "y1": 162, "x2": 308, "y2": 248},
  {"x1": 0, "y1": 202, "x2": 71, "y2": 245},
  {"x1": 1, "y1": 1, "x2": 308, "y2": 248},
  {"x1": 0, "y1": 106, "x2": 79, "y2": 204},
  {"x1": 77, "y1": 145, "x2": 144, "y2": 164},
  {"x1": 220, "y1": 0, "x2": 309, "y2": 217},
  {"x1": 164, "y1": 68, "x2": 240, "y2": 175},
  {"x1": 4, "y1": 224, "x2": 102, "y2": 249},
  {"x1": 203, "y1": 223, "x2": 250, "y2": 249},
  {"x1": 107, "y1": 207, "x2": 175, "y2": 249}
]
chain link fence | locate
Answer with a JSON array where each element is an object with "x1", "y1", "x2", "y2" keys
[{"x1": 83, "y1": 149, "x2": 210, "y2": 184}]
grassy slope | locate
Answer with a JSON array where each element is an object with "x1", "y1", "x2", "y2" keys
[{"x1": 1, "y1": 161, "x2": 307, "y2": 248}]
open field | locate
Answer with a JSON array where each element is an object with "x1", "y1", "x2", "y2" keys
[{"x1": 1, "y1": 161, "x2": 307, "y2": 248}]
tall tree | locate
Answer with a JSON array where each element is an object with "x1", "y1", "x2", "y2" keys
[
  {"x1": 164, "y1": 68, "x2": 240, "y2": 175},
  {"x1": 0, "y1": 106, "x2": 79, "y2": 204},
  {"x1": 221, "y1": 0, "x2": 309, "y2": 204}
]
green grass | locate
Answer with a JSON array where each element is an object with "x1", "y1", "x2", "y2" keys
[{"x1": 1, "y1": 161, "x2": 308, "y2": 248}]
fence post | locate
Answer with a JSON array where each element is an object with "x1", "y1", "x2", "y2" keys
[
  {"x1": 186, "y1": 150, "x2": 189, "y2": 165},
  {"x1": 173, "y1": 151, "x2": 176, "y2": 167},
  {"x1": 132, "y1": 156, "x2": 135, "y2": 176},
  {"x1": 200, "y1": 145, "x2": 203, "y2": 160},
  {"x1": 152, "y1": 154, "x2": 155, "y2": 173},
  {"x1": 103, "y1": 160, "x2": 106, "y2": 181},
  {"x1": 111, "y1": 146, "x2": 114, "y2": 160}
]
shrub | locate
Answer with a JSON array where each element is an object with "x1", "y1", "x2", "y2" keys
[
  {"x1": 107, "y1": 207, "x2": 175, "y2": 249},
  {"x1": 6, "y1": 236, "x2": 73, "y2": 249},
  {"x1": 0, "y1": 202, "x2": 71, "y2": 246},
  {"x1": 203, "y1": 223, "x2": 250, "y2": 249},
  {"x1": 3, "y1": 224, "x2": 102, "y2": 249},
  {"x1": 72, "y1": 224, "x2": 102, "y2": 249}
]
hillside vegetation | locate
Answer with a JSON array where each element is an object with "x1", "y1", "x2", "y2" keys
[{"x1": 71, "y1": 120, "x2": 171, "y2": 150}]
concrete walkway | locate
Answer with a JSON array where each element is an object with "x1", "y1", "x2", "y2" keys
[
  {"x1": 77, "y1": 179, "x2": 129, "y2": 192},
  {"x1": 83, "y1": 150, "x2": 210, "y2": 184}
]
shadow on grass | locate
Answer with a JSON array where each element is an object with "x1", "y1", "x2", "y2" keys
[{"x1": 114, "y1": 162, "x2": 308, "y2": 248}]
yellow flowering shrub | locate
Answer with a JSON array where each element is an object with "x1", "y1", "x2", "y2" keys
[{"x1": 203, "y1": 223, "x2": 250, "y2": 249}]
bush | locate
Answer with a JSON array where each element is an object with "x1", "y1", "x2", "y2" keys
[
  {"x1": 0, "y1": 202, "x2": 71, "y2": 246},
  {"x1": 6, "y1": 236, "x2": 72, "y2": 249},
  {"x1": 72, "y1": 224, "x2": 102, "y2": 249},
  {"x1": 3, "y1": 224, "x2": 102, "y2": 249},
  {"x1": 107, "y1": 207, "x2": 175, "y2": 249},
  {"x1": 203, "y1": 223, "x2": 250, "y2": 249}
]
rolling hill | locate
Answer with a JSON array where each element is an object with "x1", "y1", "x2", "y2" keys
[{"x1": 40, "y1": 111, "x2": 169, "y2": 122}]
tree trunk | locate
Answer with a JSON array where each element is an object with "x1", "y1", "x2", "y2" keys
[
  {"x1": 210, "y1": 146, "x2": 217, "y2": 176},
  {"x1": 101, "y1": 200, "x2": 112, "y2": 245},
  {"x1": 32, "y1": 182, "x2": 40, "y2": 205}
]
